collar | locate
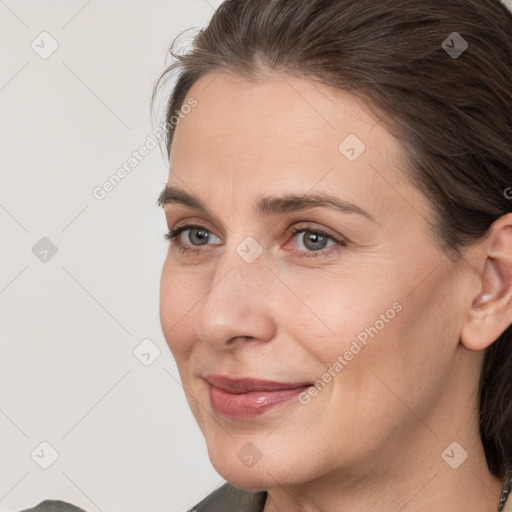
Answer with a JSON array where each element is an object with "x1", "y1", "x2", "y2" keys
[{"x1": 189, "y1": 483, "x2": 266, "y2": 512}]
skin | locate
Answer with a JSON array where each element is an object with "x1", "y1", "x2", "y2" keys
[{"x1": 159, "y1": 71, "x2": 512, "y2": 511}]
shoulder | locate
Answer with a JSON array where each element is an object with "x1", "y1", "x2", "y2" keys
[
  {"x1": 18, "y1": 500, "x2": 86, "y2": 512},
  {"x1": 189, "y1": 482, "x2": 267, "y2": 512}
]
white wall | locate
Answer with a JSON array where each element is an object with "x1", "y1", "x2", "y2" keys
[
  {"x1": 0, "y1": 2, "x2": 223, "y2": 511},
  {"x1": 1, "y1": 1, "x2": 511, "y2": 511}
]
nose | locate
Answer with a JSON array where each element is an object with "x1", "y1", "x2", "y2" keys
[{"x1": 193, "y1": 250, "x2": 277, "y2": 350}]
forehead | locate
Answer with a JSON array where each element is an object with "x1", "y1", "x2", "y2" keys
[
  {"x1": 172, "y1": 72, "x2": 386, "y2": 152},
  {"x1": 168, "y1": 72, "x2": 427, "y2": 223}
]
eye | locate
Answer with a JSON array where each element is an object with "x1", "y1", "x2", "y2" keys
[
  {"x1": 286, "y1": 225, "x2": 347, "y2": 257},
  {"x1": 164, "y1": 223, "x2": 347, "y2": 257},
  {"x1": 164, "y1": 224, "x2": 221, "y2": 251}
]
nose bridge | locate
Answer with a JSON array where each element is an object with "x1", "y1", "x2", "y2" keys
[
  {"x1": 209, "y1": 245, "x2": 271, "y2": 309},
  {"x1": 213, "y1": 233, "x2": 271, "y2": 293},
  {"x1": 223, "y1": 254, "x2": 268, "y2": 290}
]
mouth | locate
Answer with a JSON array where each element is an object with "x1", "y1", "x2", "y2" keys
[{"x1": 203, "y1": 374, "x2": 313, "y2": 419}]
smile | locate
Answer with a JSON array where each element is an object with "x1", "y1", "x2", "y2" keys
[{"x1": 204, "y1": 374, "x2": 313, "y2": 419}]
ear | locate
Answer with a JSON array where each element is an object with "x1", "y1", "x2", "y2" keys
[{"x1": 461, "y1": 213, "x2": 512, "y2": 351}]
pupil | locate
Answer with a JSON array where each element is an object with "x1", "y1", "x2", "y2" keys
[
  {"x1": 189, "y1": 228, "x2": 210, "y2": 245},
  {"x1": 305, "y1": 231, "x2": 327, "y2": 251}
]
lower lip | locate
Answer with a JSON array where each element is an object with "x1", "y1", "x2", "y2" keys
[{"x1": 207, "y1": 383, "x2": 311, "y2": 419}]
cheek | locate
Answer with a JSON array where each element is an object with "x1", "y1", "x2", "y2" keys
[
  {"x1": 338, "y1": 270, "x2": 462, "y2": 423},
  {"x1": 288, "y1": 264, "x2": 456, "y2": 405},
  {"x1": 284, "y1": 272, "x2": 402, "y2": 365},
  {"x1": 287, "y1": 278, "x2": 455, "y2": 464},
  {"x1": 159, "y1": 259, "x2": 197, "y2": 358},
  {"x1": 159, "y1": 260, "x2": 175, "y2": 337}
]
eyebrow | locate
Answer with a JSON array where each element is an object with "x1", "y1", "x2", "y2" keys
[{"x1": 157, "y1": 186, "x2": 375, "y2": 222}]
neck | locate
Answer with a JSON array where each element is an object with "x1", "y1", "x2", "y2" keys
[
  {"x1": 263, "y1": 349, "x2": 505, "y2": 512},
  {"x1": 263, "y1": 442, "x2": 503, "y2": 512}
]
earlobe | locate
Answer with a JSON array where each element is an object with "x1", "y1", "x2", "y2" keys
[{"x1": 461, "y1": 215, "x2": 512, "y2": 352}]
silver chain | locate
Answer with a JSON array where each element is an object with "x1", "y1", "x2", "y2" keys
[{"x1": 497, "y1": 472, "x2": 512, "y2": 512}]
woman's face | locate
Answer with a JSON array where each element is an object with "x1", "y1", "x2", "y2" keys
[{"x1": 159, "y1": 72, "x2": 476, "y2": 490}]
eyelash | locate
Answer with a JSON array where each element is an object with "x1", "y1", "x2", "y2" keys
[{"x1": 164, "y1": 223, "x2": 347, "y2": 258}]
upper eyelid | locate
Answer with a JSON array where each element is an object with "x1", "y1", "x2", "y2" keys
[
  {"x1": 167, "y1": 212, "x2": 218, "y2": 228},
  {"x1": 171, "y1": 222, "x2": 219, "y2": 237}
]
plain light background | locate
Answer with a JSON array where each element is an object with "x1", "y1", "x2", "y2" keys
[
  {"x1": 2, "y1": 1, "x2": 512, "y2": 511},
  {"x1": 0, "y1": 1, "x2": 224, "y2": 511}
]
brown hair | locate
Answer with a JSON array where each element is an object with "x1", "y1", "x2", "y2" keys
[{"x1": 152, "y1": 0, "x2": 512, "y2": 479}]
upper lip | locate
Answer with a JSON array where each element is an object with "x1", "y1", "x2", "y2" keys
[{"x1": 204, "y1": 374, "x2": 312, "y2": 394}]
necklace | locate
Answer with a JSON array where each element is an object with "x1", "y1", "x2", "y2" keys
[{"x1": 498, "y1": 472, "x2": 512, "y2": 512}]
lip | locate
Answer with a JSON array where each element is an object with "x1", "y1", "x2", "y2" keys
[{"x1": 204, "y1": 374, "x2": 312, "y2": 419}]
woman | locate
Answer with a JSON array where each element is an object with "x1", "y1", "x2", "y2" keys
[
  {"x1": 20, "y1": 0, "x2": 512, "y2": 510},
  {"x1": 154, "y1": 0, "x2": 512, "y2": 511}
]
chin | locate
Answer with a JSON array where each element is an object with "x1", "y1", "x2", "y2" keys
[
  {"x1": 214, "y1": 465, "x2": 277, "y2": 492},
  {"x1": 208, "y1": 445, "x2": 309, "y2": 492}
]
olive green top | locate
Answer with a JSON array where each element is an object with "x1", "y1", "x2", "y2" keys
[
  {"x1": 18, "y1": 474, "x2": 512, "y2": 512},
  {"x1": 17, "y1": 484, "x2": 265, "y2": 512},
  {"x1": 188, "y1": 483, "x2": 266, "y2": 511}
]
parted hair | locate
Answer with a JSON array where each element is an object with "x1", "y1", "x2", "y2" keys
[{"x1": 152, "y1": 0, "x2": 512, "y2": 479}]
